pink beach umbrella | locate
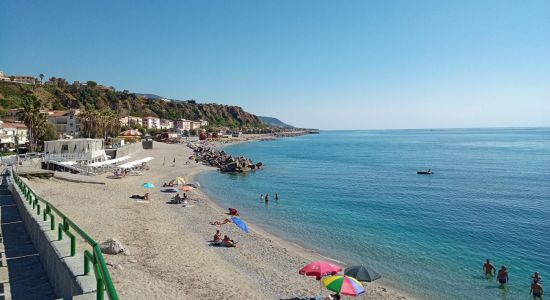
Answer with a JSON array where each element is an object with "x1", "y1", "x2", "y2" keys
[{"x1": 299, "y1": 260, "x2": 342, "y2": 298}]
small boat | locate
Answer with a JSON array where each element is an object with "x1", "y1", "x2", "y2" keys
[{"x1": 417, "y1": 170, "x2": 434, "y2": 175}]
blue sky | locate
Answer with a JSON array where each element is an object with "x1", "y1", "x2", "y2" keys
[{"x1": 1, "y1": 1, "x2": 549, "y2": 129}]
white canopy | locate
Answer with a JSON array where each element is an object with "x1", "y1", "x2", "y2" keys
[
  {"x1": 87, "y1": 156, "x2": 130, "y2": 167},
  {"x1": 117, "y1": 157, "x2": 154, "y2": 169},
  {"x1": 59, "y1": 161, "x2": 77, "y2": 166}
]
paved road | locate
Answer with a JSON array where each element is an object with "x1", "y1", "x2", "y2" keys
[{"x1": 0, "y1": 174, "x2": 55, "y2": 299}]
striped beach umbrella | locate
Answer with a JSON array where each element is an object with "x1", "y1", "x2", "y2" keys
[{"x1": 322, "y1": 275, "x2": 366, "y2": 296}]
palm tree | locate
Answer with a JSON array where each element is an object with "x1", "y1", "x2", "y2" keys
[
  {"x1": 21, "y1": 95, "x2": 47, "y2": 152},
  {"x1": 39, "y1": 73, "x2": 44, "y2": 84}
]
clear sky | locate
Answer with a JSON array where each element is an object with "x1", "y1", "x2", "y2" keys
[{"x1": 1, "y1": 1, "x2": 549, "y2": 130}]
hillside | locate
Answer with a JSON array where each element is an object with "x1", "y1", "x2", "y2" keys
[
  {"x1": 258, "y1": 116, "x2": 294, "y2": 128},
  {"x1": 0, "y1": 80, "x2": 264, "y2": 128}
]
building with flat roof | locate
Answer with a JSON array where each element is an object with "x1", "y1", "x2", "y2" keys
[
  {"x1": 175, "y1": 119, "x2": 191, "y2": 131},
  {"x1": 160, "y1": 119, "x2": 175, "y2": 130},
  {"x1": 47, "y1": 109, "x2": 81, "y2": 137},
  {"x1": 142, "y1": 116, "x2": 160, "y2": 129},
  {"x1": 0, "y1": 121, "x2": 28, "y2": 151},
  {"x1": 43, "y1": 138, "x2": 107, "y2": 162},
  {"x1": 120, "y1": 116, "x2": 142, "y2": 127}
]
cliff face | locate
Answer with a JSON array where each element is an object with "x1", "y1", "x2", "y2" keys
[{"x1": 0, "y1": 81, "x2": 264, "y2": 128}]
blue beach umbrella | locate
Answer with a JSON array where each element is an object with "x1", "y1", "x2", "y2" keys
[
  {"x1": 231, "y1": 217, "x2": 249, "y2": 233},
  {"x1": 142, "y1": 183, "x2": 155, "y2": 188}
]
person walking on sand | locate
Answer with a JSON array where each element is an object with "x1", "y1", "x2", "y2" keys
[
  {"x1": 172, "y1": 157, "x2": 176, "y2": 167},
  {"x1": 531, "y1": 280, "x2": 543, "y2": 299},
  {"x1": 496, "y1": 266, "x2": 509, "y2": 288},
  {"x1": 483, "y1": 259, "x2": 496, "y2": 277}
]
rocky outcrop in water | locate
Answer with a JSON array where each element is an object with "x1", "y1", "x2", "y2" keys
[{"x1": 193, "y1": 146, "x2": 263, "y2": 173}]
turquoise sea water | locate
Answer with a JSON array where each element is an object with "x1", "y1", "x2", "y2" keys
[{"x1": 197, "y1": 128, "x2": 550, "y2": 300}]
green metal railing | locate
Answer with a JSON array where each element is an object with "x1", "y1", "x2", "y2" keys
[{"x1": 12, "y1": 171, "x2": 119, "y2": 300}]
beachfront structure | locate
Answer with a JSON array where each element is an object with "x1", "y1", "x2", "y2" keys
[
  {"x1": 120, "y1": 116, "x2": 142, "y2": 127},
  {"x1": 190, "y1": 121, "x2": 203, "y2": 130},
  {"x1": 43, "y1": 138, "x2": 107, "y2": 162},
  {"x1": 0, "y1": 121, "x2": 28, "y2": 151},
  {"x1": 160, "y1": 119, "x2": 175, "y2": 130},
  {"x1": 47, "y1": 109, "x2": 81, "y2": 137},
  {"x1": 142, "y1": 116, "x2": 160, "y2": 129},
  {"x1": 0, "y1": 71, "x2": 37, "y2": 84},
  {"x1": 175, "y1": 119, "x2": 191, "y2": 131}
]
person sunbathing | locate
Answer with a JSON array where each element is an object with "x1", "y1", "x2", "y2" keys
[
  {"x1": 210, "y1": 218, "x2": 232, "y2": 225},
  {"x1": 213, "y1": 230, "x2": 222, "y2": 243},
  {"x1": 130, "y1": 192, "x2": 149, "y2": 200},
  {"x1": 222, "y1": 235, "x2": 237, "y2": 247}
]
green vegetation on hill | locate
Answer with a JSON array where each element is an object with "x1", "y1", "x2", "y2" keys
[
  {"x1": 0, "y1": 80, "x2": 264, "y2": 128},
  {"x1": 258, "y1": 116, "x2": 294, "y2": 128}
]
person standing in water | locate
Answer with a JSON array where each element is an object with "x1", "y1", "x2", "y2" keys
[
  {"x1": 496, "y1": 266, "x2": 509, "y2": 288},
  {"x1": 260, "y1": 194, "x2": 264, "y2": 202},
  {"x1": 275, "y1": 193, "x2": 279, "y2": 200},
  {"x1": 265, "y1": 193, "x2": 269, "y2": 202},
  {"x1": 531, "y1": 279, "x2": 543, "y2": 299},
  {"x1": 483, "y1": 259, "x2": 496, "y2": 277}
]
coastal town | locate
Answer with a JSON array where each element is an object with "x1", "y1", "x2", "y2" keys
[
  {"x1": 0, "y1": 70, "x2": 314, "y2": 156},
  {"x1": 2, "y1": 1, "x2": 547, "y2": 299}
]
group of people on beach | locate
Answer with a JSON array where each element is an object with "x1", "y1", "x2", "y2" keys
[
  {"x1": 483, "y1": 259, "x2": 543, "y2": 299},
  {"x1": 260, "y1": 193, "x2": 279, "y2": 203},
  {"x1": 212, "y1": 229, "x2": 238, "y2": 247}
]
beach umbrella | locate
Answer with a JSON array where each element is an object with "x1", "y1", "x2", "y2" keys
[
  {"x1": 299, "y1": 261, "x2": 342, "y2": 280},
  {"x1": 344, "y1": 265, "x2": 381, "y2": 282},
  {"x1": 179, "y1": 186, "x2": 195, "y2": 192},
  {"x1": 142, "y1": 183, "x2": 155, "y2": 188},
  {"x1": 230, "y1": 217, "x2": 249, "y2": 233},
  {"x1": 322, "y1": 275, "x2": 366, "y2": 297},
  {"x1": 299, "y1": 260, "x2": 342, "y2": 298}
]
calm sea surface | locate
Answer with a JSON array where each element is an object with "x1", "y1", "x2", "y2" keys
[{"x1": 197, "y1": 128, "x2": 550, "y2": 300}]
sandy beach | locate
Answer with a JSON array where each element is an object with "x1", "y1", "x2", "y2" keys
[{"x1": 22, "y1": 140, "x2": 413, "y2": 300}]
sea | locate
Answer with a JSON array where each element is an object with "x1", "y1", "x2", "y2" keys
[{"x1": 196, "y1": 128, "x2": 550, "y2": 300}]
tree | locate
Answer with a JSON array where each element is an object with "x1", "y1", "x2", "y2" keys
[
  {"x1": 43, "y1": 122, "x2": 58, "y2": 141},
  {"x1": 86, "y1": 81, "x2": 97, "y2": 87},
  {"x1": 39, "y1": 73, "x2": 44, "y2": 84},
  {"x1": 79, "y1": 110, "x2": 121, "y2": 139},
  {"x1": 20, "y1": 95, "x2": 48, "y2": 152}
]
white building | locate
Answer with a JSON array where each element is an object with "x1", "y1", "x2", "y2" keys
[
  {"x1": 142, "y1": 116, "x2": 160, "y2": 129},
  {"x1": 160, "y1": 119, "x2": 174, "y2": 130},
  {"x1": 0, "y1": 121, "x2": 28, "y2": 151},
  {"x1": 43, "y1": 138, "x2": 107, "y2": 162},
  {"x1": 120, "y1": 116, "x2": 142, "y2": 127},
  {"x1": 0, "y1": 71, "x2": 37, "y2": 84},
  {"x1": 190, "y1": 121, "x2": 203, "y2": 130},
  {"x1": 175, "y1": 119, "x2": 191, "y2": 131},
  {"x1": 200, "y1": 119, "x2": 209, "y2": 127},
  {"x1": 47, "y1": 109, "x2": 81, "y2": 136}
]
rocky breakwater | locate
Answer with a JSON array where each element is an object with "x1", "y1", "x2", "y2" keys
[{"x1": 194, "y1": 146, "x2": 263, "y2": 173}]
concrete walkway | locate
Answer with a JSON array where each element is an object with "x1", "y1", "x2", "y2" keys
[{"x1": 0, "y1": 174, "x2": 55, "y2": 299}]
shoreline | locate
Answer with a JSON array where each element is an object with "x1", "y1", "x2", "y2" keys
[
  {"x1": 190, "y1": 137, "x2": 416, "y2": 299},
  {"x1": 21, "y1": 137, "x2": 415, "y2": 299}
]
